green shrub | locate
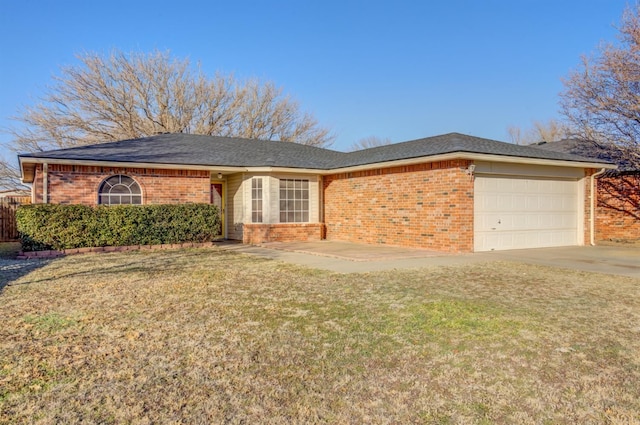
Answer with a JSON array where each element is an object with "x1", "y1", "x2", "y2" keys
[{"x1": 16, "y1": 204, "x2": 221, "y2": 251}]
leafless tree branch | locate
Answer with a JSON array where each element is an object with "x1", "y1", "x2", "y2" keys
[
  {"x1": 560, "y1": 5, "x2": 640, "y2": 170},
  {"x1": 347, "y1": 136, "x2": 392, "y2": 152},
  {"x1": 2, "y1": 50, "x2": 334, "y2": 189},
  {"x1": 506, "y1": 119, "x2": 571, "y2": 145}
]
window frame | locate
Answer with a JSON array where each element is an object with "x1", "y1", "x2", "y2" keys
[
  {"x1": 251, "y1": 177, "x2": 263, "y2": 223},
  {"x1": 279, "y1": 178, "x2": 309, "y2": 223},
  {"x1": 98, "y1": 175, "x2": 142, "y2": 206}
]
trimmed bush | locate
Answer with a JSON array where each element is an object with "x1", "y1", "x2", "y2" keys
[{"x1": 16, "y1": 204, "x2": 221, "y2": 251}]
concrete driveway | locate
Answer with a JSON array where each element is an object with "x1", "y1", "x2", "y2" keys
[
  {"x1": 230, "y1": 241, "x2": 640, "y2": 277},
  {"x1": 484, "y1": 245, "x2": 640, "y2": 278}
]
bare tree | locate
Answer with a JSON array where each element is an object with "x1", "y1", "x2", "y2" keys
[
  {"x1": 507, "y1": 119, "x2": 571, "y2": 145},
  {"x1": 506, "y1": 125, "x2": 523, "y2": 145},
  {"x1": 347, "y1": 136, "x2": 392, "y2": 152},
  {"x1": 0, "y1": 156, "x2": 27, "y2": 190},
  {"x1": 2, "y1": 50, "x2": 333, "y2": 188},
  {"x1": 560, "y1": 5, "x2": 640, "y2": 169}
]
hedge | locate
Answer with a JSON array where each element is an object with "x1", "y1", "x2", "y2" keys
[{"x1": 16, "y1": 203, "x2": 221, "y2": 251}]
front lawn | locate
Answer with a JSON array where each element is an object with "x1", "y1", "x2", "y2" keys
[{"x1": 1, "y1": 248, "x2": 639, "y2": 424}]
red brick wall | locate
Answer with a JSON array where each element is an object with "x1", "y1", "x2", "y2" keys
[
  {"x1": 32, "y1": 164, "x2": 211, "y2": 205},
  {"x1": 323, "y1": 160, "x2": 474, "y2": 252},
  {"x1": 595, "y1": 173, "x2": 640, "y2": 242},
  {"x1": 243, "y1": 223, "x2": 325, "y2": 244}
]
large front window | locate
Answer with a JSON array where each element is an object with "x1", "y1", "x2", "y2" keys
[
  {"x1": 98, "y1": 175, "x2": 142, "y2": 205},
  {"x1": 279, "y1": 179, "x2": 309, "y2": 222}
]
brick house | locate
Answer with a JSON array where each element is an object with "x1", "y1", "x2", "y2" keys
[
  {"x1": 18, "y1": 132, "x2": 615, "y2": 252},
  {"x1": 535, "y1": 139, "x2": 640, "y2": 243}
]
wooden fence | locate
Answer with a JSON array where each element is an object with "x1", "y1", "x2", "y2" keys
[{"x1": 0, "y1": 196, "x2": 31, "y2": 242}]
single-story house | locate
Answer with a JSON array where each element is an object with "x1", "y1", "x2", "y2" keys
[
  {"x1": 534, "y1": 139, "x2": 639, "y2": 242},
  {"x1": 18, "y1": 132, "x2": 616, "y2": 252},
  {"x1": 0, "y1": 189, "x2": 30, "y2": 199}
]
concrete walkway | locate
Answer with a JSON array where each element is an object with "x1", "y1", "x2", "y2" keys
[{"x1": 222, "y1": 240, "x2": 640, "y2": 277}]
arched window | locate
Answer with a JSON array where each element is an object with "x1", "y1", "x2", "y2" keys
[{"x1": 98, "y1": 175, "x2": 142, "y2": 205}]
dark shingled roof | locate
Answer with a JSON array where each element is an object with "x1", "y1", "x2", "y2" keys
[
  {"x1": 340, "y1": 133, "x2": 611, "y2": 167},
  {"x1": 19, "y1": 132, "x2": 614, "y2": 170},
  {"x1": 19, "y1": 133, "x2": 345, "y2": 169},
  {"x1": 533, "y1": 139, "x2": 635, "y2": 173}
]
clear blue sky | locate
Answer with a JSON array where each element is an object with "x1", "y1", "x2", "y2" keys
[{"x1": 0, "y1": 0, "x2": 631, "y2": 154}]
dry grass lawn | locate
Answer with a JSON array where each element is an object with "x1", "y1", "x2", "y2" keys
[{"x1": 1, "y1": 245, "x2": 639, "y2": 424}]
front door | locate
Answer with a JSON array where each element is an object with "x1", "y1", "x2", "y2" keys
[{"x1": 211, "y1": 183, "x2": 225, "y2": 238}]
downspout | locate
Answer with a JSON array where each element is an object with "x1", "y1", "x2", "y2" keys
[
  {"x1": 590, "y1": 168, "x2": 606, "y2": 246},
  {"x1": 42, "y1": 163, "x2": 49, "y2": 204},
  {"x1": 319, "y1": 175, "x2": 325, "y2": 240}
]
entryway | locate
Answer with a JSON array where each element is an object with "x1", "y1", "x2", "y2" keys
[{"x1": 211, "y1": 182, "x2": 225, "y2": 238}]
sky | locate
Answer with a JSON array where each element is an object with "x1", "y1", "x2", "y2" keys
[{"x1": 0, "y1": 0, "x2": 632, "y2": 156}]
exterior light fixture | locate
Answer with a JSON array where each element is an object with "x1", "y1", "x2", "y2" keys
[
  {"x1": 466, "y1": 164, "x2": 476, "y2": 175},
  {"x1": 218, "y1": 173, "x2": 223, "y2": 179}
]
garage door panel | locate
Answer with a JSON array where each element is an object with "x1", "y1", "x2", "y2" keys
[
  {"x1": 474, "y1": 175, "x2": 579, "y2": 251},
  {"x1": 477, "y1": 229, "x2": 577, "y2": 251},
  {"x1": 477, "y1": 212, "x2": 576, "y2": 232}
]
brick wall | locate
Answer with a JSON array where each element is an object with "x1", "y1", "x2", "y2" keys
[
  {"x1": 33, "y1": 164, "x2": 211, "y2": 205},
  {"x1": 595, "y1": 173, "x2": 640, "y2": 242},
  {"x1": 243, "y1": 223, "x2": 325, "y2": 244},
  {"x1": 323, "y1": 160, "x2": 474, "y2": 252}
]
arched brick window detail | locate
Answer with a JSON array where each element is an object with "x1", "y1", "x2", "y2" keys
[{"x1": 98, "y1": 175, "x2": 142, "y2": 205}]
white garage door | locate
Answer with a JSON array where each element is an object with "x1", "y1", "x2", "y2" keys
[{"x1": 474, "y1": 175, "x2": 579, "y2": 251}]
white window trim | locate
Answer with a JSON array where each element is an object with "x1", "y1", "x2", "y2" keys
[{"x1": 98, "y1": 175, "x2": 143, "y2": 206}]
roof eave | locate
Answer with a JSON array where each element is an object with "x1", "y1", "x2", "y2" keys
[
  {"x1": 18, "y1": 151, "x2": 616, "y2": 184},
  {"x1": 321, "y1": 152, "x2": 616, "y2": 175},
  {"x1": 17, "y1": 156, "x2": 329, "y2": 181}
]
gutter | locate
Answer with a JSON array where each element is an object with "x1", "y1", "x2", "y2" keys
[
  {"x1": 590, "y1": 168, "x2": 607, "y2": 246},
  {"x1": 18, "y1": 152, "x2": 615, "y2": 183}
]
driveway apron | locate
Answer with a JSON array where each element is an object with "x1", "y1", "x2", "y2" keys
[{"x1": 228, "y1": 241, "x2": 640, "y2": 277}]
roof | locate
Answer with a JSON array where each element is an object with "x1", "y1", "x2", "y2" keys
[
  {"x1": 18, "y1": 133, "x2": 345, "y2": 169},
  {"x1": 340, "y1": 133, "x2": 610, "y2": 167},
  {"x1": 533, "y1": 139, "x2": 637, "y2": 174},
  {"x1": 0, "y1": 189, "x2": 30, "y2": 198},
  {"x1": 19, "y1": 132, "x2": 615, "y2": 182}
]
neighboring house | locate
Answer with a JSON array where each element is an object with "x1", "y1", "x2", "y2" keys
[
  {"x1": 0, "y1": 189, "x2": 30, "y2": 198},
  {"x1": 18, "y1": 132, "x2": 615, "y2": 252},
  {"x1": 535, "y1": 139, "x2": 640, "y2": 242}
]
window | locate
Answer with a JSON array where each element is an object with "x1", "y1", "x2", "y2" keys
[
  {"x1": 98, "y1": 175, "x2": 142, "y2": 205},
  {"x1": 279, "y1": 179, "x2": 309, "y2": 222},
  {"x1": 251, "y1": 178, "x2": 263, "y2": 223}
]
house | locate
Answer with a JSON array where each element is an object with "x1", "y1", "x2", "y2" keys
[
  {"x1": 18, "y1": 132, "x2": 615, "y2": 252},
  {"x1": 0, "y1": 189, "x2": 30, "y2": 198},
  {"x1": 535, "y1": 139, "x2": 639, "y2": 243}
]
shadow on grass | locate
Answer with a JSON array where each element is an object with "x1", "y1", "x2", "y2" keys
[
  {"x1": 0, "y1": 257, "x2": 56, "y2": 294},
  {"x1": 0, "y1": 243, "x2": 250, "y2": 297},
  {"x1": 1, "y1": 242, "x2": 51, "y2": 294},
  {"x1": 0, "y1": 248, "x2": 224, "y2": 294}
]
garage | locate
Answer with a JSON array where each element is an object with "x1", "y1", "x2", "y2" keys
[{"x1": 474, "y1": 174, "x2": 581, "y2": 252}]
